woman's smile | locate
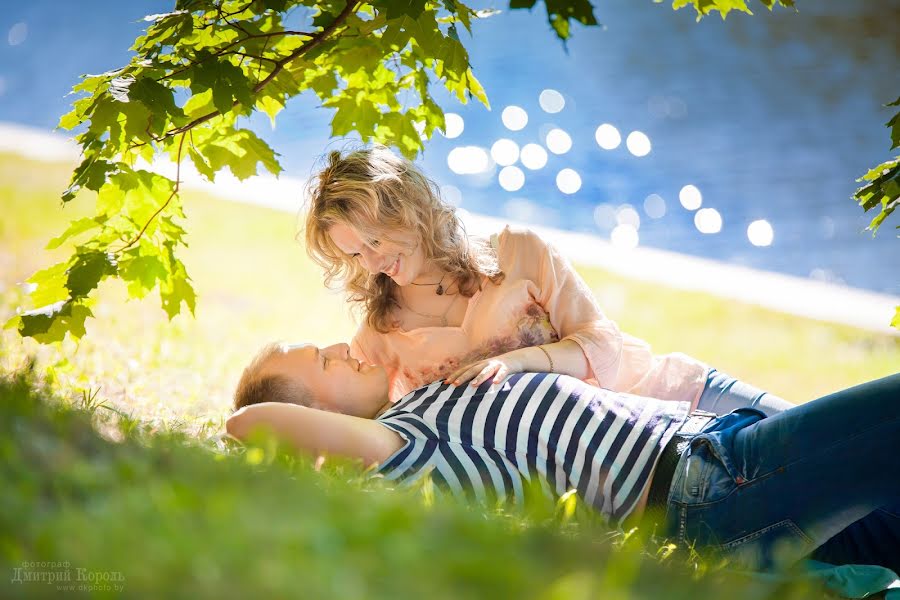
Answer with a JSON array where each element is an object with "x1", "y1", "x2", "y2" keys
[{"x1": 384, "y1": 256, "x2": 400, "y2": 278}]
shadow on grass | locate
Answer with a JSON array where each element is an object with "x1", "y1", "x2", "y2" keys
[{"x1": 0, "y1": 365, "x2": 826, "y2": 599}]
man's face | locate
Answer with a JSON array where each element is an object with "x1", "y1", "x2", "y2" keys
[{"x1": 259, "y1": 343, "x2": 389, "y2": 418}]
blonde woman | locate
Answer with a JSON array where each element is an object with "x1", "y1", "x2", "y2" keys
[{"x1": 303, "y1": 146, "x2": 791, "y2": 416}]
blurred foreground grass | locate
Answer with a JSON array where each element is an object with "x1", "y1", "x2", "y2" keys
[
  {"x1": 1, "y1": 152, "x2": 897, "y2": 597},
  {"x1": 0, "y1": 367, "x2": 828, "y2": 599}
]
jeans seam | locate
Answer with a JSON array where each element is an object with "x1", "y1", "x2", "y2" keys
[
  {"x1": 716, "y1": 519, "x2": 813, "y2": 551},
  {"x1": 748, "y1": 412, "x2": 900, "y2": 480}
]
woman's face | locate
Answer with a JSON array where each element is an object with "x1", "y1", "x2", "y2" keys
[{"x1": 328, "y1": 221, "x2": 431, "y2": 286}]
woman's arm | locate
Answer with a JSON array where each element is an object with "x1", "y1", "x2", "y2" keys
[
  {"x1": 226, "y1": 402, "x2": 405, "y2": 466},
  {"x1": 447, "y1": 228, "x2": 623, "y2": 387},
  {"x1": 445, "y1": 339, "x2": 589, "y2": 386}
]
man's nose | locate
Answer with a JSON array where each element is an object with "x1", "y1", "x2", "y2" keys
[{"x1": 323, "y1": 343, "x2": 350, "y2": 360}]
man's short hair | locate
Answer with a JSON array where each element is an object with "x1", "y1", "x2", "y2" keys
[{"x1": 233, "y1": 343, "x2": 316, "y2": 411}]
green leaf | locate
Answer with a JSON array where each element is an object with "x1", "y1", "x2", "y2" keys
[
  {"x1": 256, "y1": 95, "x2": 285, "y2": 127},
  {"x1": 160, "y1": 245, "x2": 196, "y2": 318},
  {"x1": 892, "y1": 306, "x2": 899, "y2": 330},
  {"x1": 885, "y1": 96, "x2": 900, "y2": 151},
  {"x1": 670, "y1": 0, "x2": 794, "y2": 19},
  {"x1": 374, "y1": 0, "x2": 428, "y2": 20},
  {"x1": 25, "y1": 261, "x2": 71, "y2": 308},
  {"x1": 63, "y1": 156, "x2": 118, "y2": 202},
  {"x1": 189, "y1": 146, "x2": 217, "y2": 180},
  {"x1": 183, "y1": 88, "x2": 216, "y2": 119},
  {"x1": 508, "y1": 0, "x2": 597, "y2": 40},
  {"x1": 120, "y1": 244, "x2": 169, "y2": 300},
  {"x1": 13, "y1": 301, "x2": 94, "y2": 343},
  {"x1": 192, "y1": 59, "x2": 255, "y2": 115},
  {"x1": 129, "y1": 77, "x2": 186, "y2": 130},
  {"x1": 854, "y1": 156, "x2": 899, "y2": 234},
  {"x1": 46, "y1": 218, "x2": 104, "y2": 250},
  {"x1": 201, "y1": 128, "x2": 282, "y2": 179},
  {"x1": 66, "y1": 251, "x2": 118, "y2": 298}
]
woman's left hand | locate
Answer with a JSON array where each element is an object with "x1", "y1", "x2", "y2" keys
[{"x1": 445, "y1": 352, "x2": 525, "y2": 387}]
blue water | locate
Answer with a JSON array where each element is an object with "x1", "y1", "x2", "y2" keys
[{"x1": 1, "y1": 1, "x2": 897, "y2": 294}]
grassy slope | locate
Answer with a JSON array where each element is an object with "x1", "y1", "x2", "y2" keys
[
  {"x1": 2, "y1": 152, "x2": 896, "y2": 597},
  {"x1": 1, "y1": 152, "x2": 896, "y2": 429},
  {"x1": 0, "y1": 369, "x2": 823, "y2": 599}
]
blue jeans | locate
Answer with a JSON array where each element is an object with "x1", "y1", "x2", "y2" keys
[
  {"x1": 697, "y1": 368, "x2": 793, "y2": 417},
  {"x1": 663, "y1": 373, "x2": 900, "y2": 571}
]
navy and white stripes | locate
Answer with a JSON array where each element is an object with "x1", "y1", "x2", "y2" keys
[{"x1": 375, "y1": 372, "x2": 691, "y2": 525}]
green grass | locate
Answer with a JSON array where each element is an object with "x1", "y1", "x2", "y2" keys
[
  {"x1": 0, "y1": 367, "x2": 828, "y2": 599},
  {"x1": 1, "y1": 152, "x2": 897, "y2": 597},
  {"x1": 1, "y1": 152, "x2": 896, "y2": 425}
]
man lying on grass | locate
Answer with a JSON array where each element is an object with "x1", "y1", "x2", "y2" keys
[{"x1": 226, "y1": 342, "x2": 900, "y2": 573}]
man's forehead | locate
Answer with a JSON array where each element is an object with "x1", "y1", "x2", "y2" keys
[{"x1": 280, "y1": 342, "x2": 316, "y2": 352}]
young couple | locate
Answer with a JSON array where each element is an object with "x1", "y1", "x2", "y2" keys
[{"x1": 226, "y1": 146, "x2": 900, "y2": 571}]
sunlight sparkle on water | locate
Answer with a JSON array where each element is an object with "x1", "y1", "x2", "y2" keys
[
  {"x1": 545, "y1": 128, "x2": 572, "y2": 154},
  {"x1": 611, "y1": 224, "x2": 639, "y2": 249},
  {"x1": 491, "y1": 139, "x2": 519, "y2": 166},
  {"x1": 694, "y1": 208, "x2": 722, "y2": 234},
  {"x1": 8, "y1": 22, "x2": 27, "y2": 46},
  {"x1": 679, "y1": 185, "x2": 702, "y2": 210},
  {"x1": 442, "y1": 113, "x2": 464, "y2": 138},
  {"x1": 593, "y1": 204, "x2": 617, "y2": 230},
  {"x1": 595, "y1": 124, "x2": 621, "y2": 150},
  {"x1": 441, "y1": 184, "x2": 463, "y2": 207},
  {"x1": 747, "y1": 220, "x2": 774, "y2": 247},
  {"x1": 491, "y1": 138, "x2": 519, "y2": 167},
  {"x1": 626, "y1": 131, "x2": 651, "y2": 157},
  {"x1": 617, "y1": 205, "x2": 640, "y2": 229},
  {"x1": 643, "y1": 194, "x2": 666, "y2": 219},
  {"x1": 539, "y1": 89, "x2": 565, "y2": 113},
  {"x1": 502, "y1": 106, "x2": 528, "y2": 131},
  {"x1": 499, "y1": 166, "x2": 525, "y2": 191},
  {"x1": 447, "y1": 146, "x2": 491, "y2": 175},
  {"x1": 520, "y1": 144, "x2": 548, "y2": 170},
  {"x1": 556, "y1": 169, "x2": 582, "y2": 194}
]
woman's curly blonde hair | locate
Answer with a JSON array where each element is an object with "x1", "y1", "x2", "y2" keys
[{"x1": 303, "y1": 146, "x2": 503, "y2": 333}]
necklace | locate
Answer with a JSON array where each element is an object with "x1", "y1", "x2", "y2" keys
[
  {"x1": 401, "y1": 291, "x2": 459, "y2": 327},
  {"x1": 409, "y1": 272, "x2": 447, "y2": 295}
]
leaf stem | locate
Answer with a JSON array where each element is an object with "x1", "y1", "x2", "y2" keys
[
  {"x1": 153, "y1": 2, "x2": 356, "y2": 140},
  {"x1": 116, "y1": 133, "x2": 187, "y2": 253}
]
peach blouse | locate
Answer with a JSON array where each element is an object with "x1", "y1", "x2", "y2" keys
[{"x1": 350, "y1": 226, "x2": 709, "y2": 405}]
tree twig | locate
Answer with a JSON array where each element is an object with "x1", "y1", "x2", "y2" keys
[
  {"x1": 116, "y1": 133, "x2": 187, "y2": 253},
  {"x1": 146, "y1": 2, "x2": 356, "y2": 142}
]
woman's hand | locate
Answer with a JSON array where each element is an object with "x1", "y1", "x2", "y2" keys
[{"x1": 445, "y1": 351, "x2": 526, "y2": 387}]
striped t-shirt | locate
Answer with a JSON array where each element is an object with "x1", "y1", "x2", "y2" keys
[{"x1": 375, "y1": 372, "x2": 691, "y2": 525}]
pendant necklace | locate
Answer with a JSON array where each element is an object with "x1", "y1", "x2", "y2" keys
[
  {"x1": 402, "y1": 288, "x2": 458, "y2": 327},
  {"x1": 409, "y1": 272, "x2": 447, "y2": 295}
]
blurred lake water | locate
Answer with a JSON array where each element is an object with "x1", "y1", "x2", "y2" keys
[{"x1": 1, "y1": 0, "x2": 897, "y2": 294}]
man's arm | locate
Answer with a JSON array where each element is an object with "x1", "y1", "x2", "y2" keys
[{"x1": 225, "y1": 403, "x2": 405, "y2": 466}]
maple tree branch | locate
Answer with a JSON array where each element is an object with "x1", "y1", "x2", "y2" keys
[
  {"x1": 137, "y1": 2, "x2": 355, "y2": 148},
  {"x1": 116, "y1": 133, "x2": 187, "y2": 253},
  {"x1": 170, "y1": 5, "x2": 352, "y2": 134}
]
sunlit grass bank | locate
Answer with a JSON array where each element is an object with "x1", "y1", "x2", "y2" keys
[
  {"x1": 0, "y1": 367, "x2": 826, "y2": 599},
  {"x1": 2, "y1": 153, "x2": 897, "y2": 597},
  {"x1": 1, "y1": 153, "x2": 896, "y2": 431}
]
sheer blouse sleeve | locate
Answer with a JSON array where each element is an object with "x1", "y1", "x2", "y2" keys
[{"x1": 517, "y1": 229, "x2": 627, "y2": 387}]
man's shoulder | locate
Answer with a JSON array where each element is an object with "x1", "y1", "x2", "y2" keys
[{"x1": 397, "y1": 372, "x2": 584, "y2": 407}]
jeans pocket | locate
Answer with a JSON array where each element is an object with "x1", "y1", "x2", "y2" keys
[
  {"x1": 689, "y1": 437, "x2": 747, "y2": 487},
  {"x1": 718, "y1": 519, "x2": 814, "y2": 570}
]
